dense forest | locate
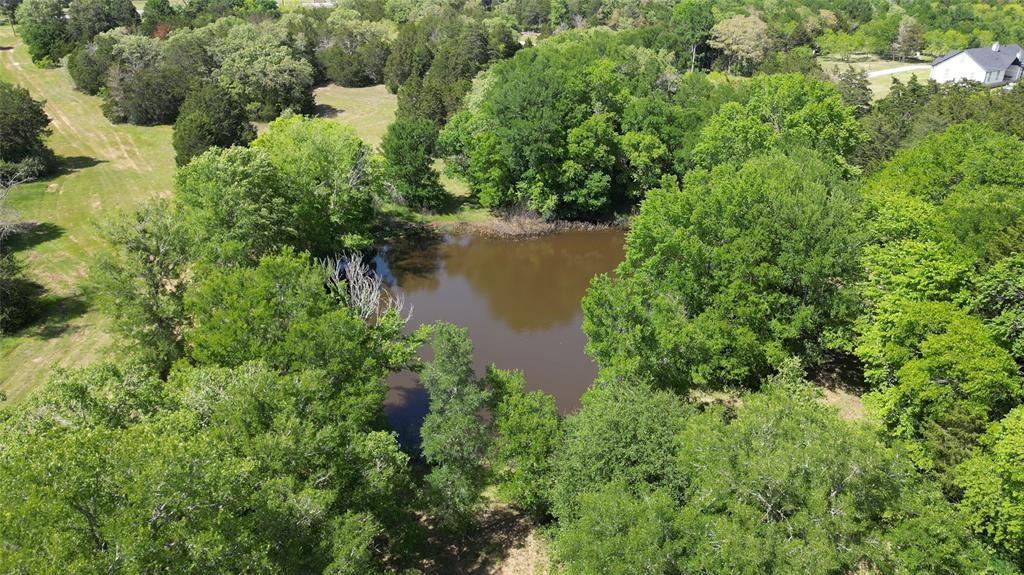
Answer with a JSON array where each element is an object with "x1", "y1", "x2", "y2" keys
[{"x1": 3, "y1": 0, "x2": 1024, "y2": 572}]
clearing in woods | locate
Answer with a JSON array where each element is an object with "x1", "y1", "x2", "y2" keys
[
  {"x1": 0, "y1": 29, "x2": 483, "y2": 403},
  {"x1": 819, "y1": 55, "x2": 930, "y2": 99},
  {"x1": 0, "y1": 26, "x2": 175, "y2": 402}
]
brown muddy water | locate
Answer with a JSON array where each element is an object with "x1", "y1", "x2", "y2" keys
[{"x1": 379, "y1": 228, "x2": 625, "y2": 442}]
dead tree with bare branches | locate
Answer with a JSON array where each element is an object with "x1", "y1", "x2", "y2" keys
[{"x1": 320, "y1": 252, "x2": 410, "y2": 323}]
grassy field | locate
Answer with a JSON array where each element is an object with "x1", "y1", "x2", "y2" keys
[
  {"x1": 313, "y1": 84, "x2": 398, "y2": 147},
  {"x1": 0, "y1": 27, "x2": 176, "y2": 402},
  {"x1": 819, "y1": 55, "x2": 929, "y2": 100},
  {"x1": 867, "y1": 70, "x2": 927, "y2": 99}
]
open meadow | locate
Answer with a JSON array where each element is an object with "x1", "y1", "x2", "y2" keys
[{"x1": 0, "y1": 26, "x2": 175, "y2": 402}]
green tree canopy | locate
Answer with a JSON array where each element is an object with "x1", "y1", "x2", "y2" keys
[
  {"x1": 90, "y1": 199, "x2": 192, "y2": 369},
  {"x1": 584, "y1": 149, "x2": 863, "y2": 392},
  {"x1": 172, "y1": 81, "x2": 255, "y2": 166},
  {"x1": 440, "y1": 30, "x2": 732, "y2": 219},
  {"x1": 175, "y1": 146, "x2": 292, "y2": 263},
  {"x1": 975, "y1": 253, "x2": 1024, "y2": 364},
  {"x1": 14, "y1": 0, "x2": 71, "y2": 63},
  {"x1": 317, "y1": 9, "x2": 393, "y2": 87},
  {"x1": 0, "y1": 78, "x2": 54, "y2": 177},
  {"x1": 418, "y1": 323, "x2": 493, "y2": 531},
  {"x1": 183, "y1": 250, "x2": 415, "y2": 427},
  {"x1": 861, "y1": 300, "x2": 1022, "y2": 476},
  {"x1": 957, "y1": 406, "x2": 1024, "y2": 569},
  {"x1": 691, "y1": 72, "x2": 864, "y2": 169},
  {"x1": 68, "y1": 29, "x2": 122, "y2": 95},
  {"x1": 380, "y1": 114, "x2": 445, "y2": 210},
  {"x1": 67, "y1": 0, "x2": 139, "y2": 43},
  {"x1": 552, "y1": 375, "x2": 1001, "y2": 574},
  {"x1": 251, "y1": 114, "x2": 379, "y2": 252},
  {"x1": 861, "y1": 122, "x2": 1024, "y2": 268},
  {"x1": 0, "y1": 359, "x2": 415, "y2": 573}
]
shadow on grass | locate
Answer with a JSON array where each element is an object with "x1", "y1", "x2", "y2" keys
[
  {"x1": 3, "y1": 222, "x2": 64, "y2": 253},
  {"x1": 58, "y1": 155, "x2": 104, "y2": 174},
  {"x1": 432, "y1": 191, "x2": 481, "y2": 216},
  {"x1": 810, "y1": 351, "x2": 869, "y2": 395},
  {"x1": 313, "y1": 103, "x2": 341, "y2": 119},
  {"x1": 22, "y1": 293, "x2": 90, "y2": 340},
  {"x1": 416, "y1": 505, "x2": 542, "y2": 574}
]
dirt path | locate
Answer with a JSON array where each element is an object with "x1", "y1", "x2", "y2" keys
[{"x1": 866, "y1": 64, "x2": 930, "y2": 78}]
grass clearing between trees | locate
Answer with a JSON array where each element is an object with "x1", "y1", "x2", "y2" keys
[
  {"x1": 0, "y1": 26, "x2": 176, "y2": 403},
  {"x1": 314, "y1": 84, "x2": 491, "y2": 227},
  {"x1": 313, "y1": 83, "x2": 398, "y2": 147},
  {"x1": 867, "y1": 70, "x2": 927, "y2": 99},
  {"x1": 819, "y1": 55, "x2": 930, "y2": 100}
]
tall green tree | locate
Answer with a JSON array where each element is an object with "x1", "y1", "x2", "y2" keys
[
  {"x1": 957, "y1": 406, "x2": 1024, "y2": 569},
  {"x1": 691, "y1": 73, "x2": 864, "y2": 169},
  {"x1": 670, "y1": 0, "x2": 714, "y2": 72},
  {"x1": 584, "y1": 149, "x2": 864, "y2": 392},
  {"x1": 216, "y1": 42, "x2": 315, "y2": 120},
  {"x1": 175, "y1": 146, "x2": 291, "y2": 263},
  {"x1": 0, "y1": 358, "x2": 416, "y2": 573},
  {"x1": 67, "y1": 0, "x2": 139, "y2": 43},
  {"x1": 67, "y1": 30, "x2": 122, "y2": 95},
  {"x1": 184, "y1": 250, "x2": 416, "y2": 427},
  {"x1": 552, "y1": 375, "x2": 1001, "y2": 574},
  {"x1": 975, "y1": 253, "x2": 1024, "y2": 364},
  {"x1": 14, "y1": 0, "x2": 71, "y2": 63},
  {"x1": 441, "y1": 30, "x2": 725, "y2": 219},
  {"x1": 550, "y1": 380, "x2": 688, "y2": 522},
  {"x1": 490, "y1": 368, "x2": 560, "y2": 518},
  {"x1": 101, "y1": 34, "x2": 182, "y2": 125},
  {"x1": 1, "y1": 0, "x2": 22, "y2": 25},
  {"x1": 832, "y1": 65, "x2": 872, "y2": 117},
  {"x1": 0, "y1": 78, "x2": 54, "y2": 177},
  {"x1": 172, "y1": 82, "x2": 255, "y2": 166},
  {"x1": 861, "y1": 301, "x2": 1023, "y2": 476},
  {"x1": 891, "y1": 15, "x2": 925, "y2": 61},
  {"x1": 316, "y1": 9, "x2": 392, "y2": 87},
  {"x1": 139, "y1": 0, "x2": 174, "y2": 35},
  {"x1": 90, "y1": 200, "x2": 191, "y2": 369},
  {"x1": 380, "y1": 115, "x2": 445, "y2": 210},
  {"x1": 419, "y1": 323, "x2": 492, "y2": 531},
  {"x1": 251, "y1": 114, "x2": 379, "y2": 252}
]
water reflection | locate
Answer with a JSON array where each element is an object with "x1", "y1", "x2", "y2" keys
[{"x1": 382, "y1": 229, "x2": 625, "y2": 445}]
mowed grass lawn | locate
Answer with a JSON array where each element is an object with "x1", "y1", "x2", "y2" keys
[
  {"x1": 314, "y1": 84, "x2": 397, "y2": 147},
  {"x1": 819, "y1": 55, "x2": 930, "y2": 100},
  {"x1": 0, "y1": 27, "x2": 175, "y2": 402}
]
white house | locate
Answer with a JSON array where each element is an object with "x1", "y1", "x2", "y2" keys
[{"x1": 930, "y1": 42, "x2": 1023, "y2": 86}]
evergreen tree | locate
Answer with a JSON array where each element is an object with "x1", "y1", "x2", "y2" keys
[
  {"x1": 380, "y1": 115, "x2": 445, "y2": 210},
  {"x1": 172, "y1": 82, "x2": 255, "y2": 166}
]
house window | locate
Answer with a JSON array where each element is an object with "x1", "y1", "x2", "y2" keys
[{"x1": 986, "y1": 70, "x2": 1002, "y2": 83}]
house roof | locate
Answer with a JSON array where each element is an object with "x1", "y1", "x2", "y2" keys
[{"x1": 932, "y1": 44, "x2": 1023, "y2": 70}]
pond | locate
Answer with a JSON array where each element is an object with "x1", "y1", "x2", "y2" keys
[{"x1": 380, "y1": 228, "x2": 626, "y2": 442}]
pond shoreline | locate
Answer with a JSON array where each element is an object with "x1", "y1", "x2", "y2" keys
[{"x1": 430, "y1": 213, "x2": 628, "y2": 240}]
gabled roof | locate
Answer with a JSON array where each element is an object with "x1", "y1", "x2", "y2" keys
[{"x1": 932, "y1": 44, "x2": 1023, "y2": 70}]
